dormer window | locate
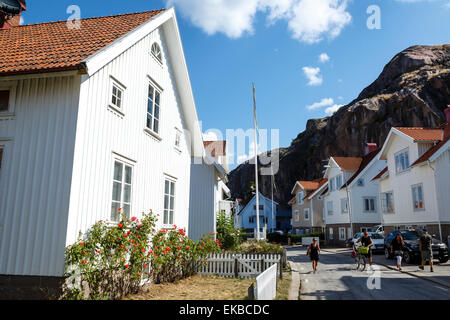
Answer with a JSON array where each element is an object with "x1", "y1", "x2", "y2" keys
[
  {"x1": 395, "y1": 148, "x2": 410, "y2": 174},
  {"x1": 151, "y1": 42, "x2": 162, "y2": 63}
]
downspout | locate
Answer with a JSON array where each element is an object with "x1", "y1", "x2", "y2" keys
[
  {"x1": 346, "y1": 184, "x2": 353, "y2": 236},
  {"x1": 427, "y1": 160, "x2": 443, "y2": 242},
  {"x1": 310, "y1": 197, "x2": 314, "y2": 232}
]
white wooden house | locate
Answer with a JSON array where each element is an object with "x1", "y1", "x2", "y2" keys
[
  {"x1": 235, "y1": 194, "x2": 278, "y2": 234},
  {"x1": 0, "y1": 8, "x2": 219, "y2": 289},
  {"x1": 373, "y1": 109, "x2": 450, "y2": 242},
  {"x1": 322, "y1": 145, "x2": 386, "y2": 245}
]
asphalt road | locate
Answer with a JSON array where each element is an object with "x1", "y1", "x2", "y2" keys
[{"x1": 287, "y1": 247, "x2": 450, "y2": 300}]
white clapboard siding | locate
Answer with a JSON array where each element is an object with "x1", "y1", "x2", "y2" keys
[
  {"x1": 200, "y1": 253, "x2": 281, "y2": 279},
  {"x1": 0, "y1": 74, "x2": 81, "y2": 277},
  {"x1": 65, "y1": 26, "x2": 192, "y2": 250}
]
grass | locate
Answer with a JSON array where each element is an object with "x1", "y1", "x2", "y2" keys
[
  {"x1": 124, "y1": 267, "x2": 293, "y2": 300},
  {"x1": 124, "y1": 275, "x2": 254, "y2": 300}
]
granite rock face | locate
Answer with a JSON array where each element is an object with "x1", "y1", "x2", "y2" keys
[{"x1": 227, "y1": 45, "x2": 450, "y2": 207}]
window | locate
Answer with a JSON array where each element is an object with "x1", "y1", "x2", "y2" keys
[
  {"x1": 298, "y1": 191, "x2": 304, "y2": 205},
  {"x1": 329, "y1": 228, "x2": 334, "y2": 240},
  {"x1": 412, "y1": 184, "x2": 425, "y2": 210},
  {"x1": 347, "y1": 227, "x2": 352, "y2": 240},
  {"x1": 0, "y1": 147, "x2": 3, "y2": 169},
  {"x1": 0, "y1": 90, "x2": 10, "y2": 112},
  {"x1": 174, "y1": 129, "x2": 182, "y2": 149},
  {"x1": 110, "y1": 80, "x2": 125, "y2": 112},
  {"x1": 111, "y1": 160, "x2": 133, "y2": 222},
  {"x1": 294, "y1": 210, "x2": 299, "y2": 222},
  {"x1": 336, "y1": 175, "x2": 342, "y2": 189},
  {"x1": 164, "y1": 178, "x2": 176, "y2": 225},
  {"x1": 253, "y1": 205, "x2": 264, "y2": 210},
  {"x1": 395, "y1": 149, "x2": 410, "y2": 174},
  {"x1": 329, "y1": 178, "x2": 335, "y2": 192},
  {"x1": 304, "y1": 208, "x2": 309, "y2": 220},
  {"x1": 151, "y1": 42, "x2": 162, "y2": 63},
  {"x1": 381, "y1": 192, "x2": 395, "y2": 213},
  {"x1": 327, "y1": 201, "x2": 333, "y2": 215},
  {"x1": 339, "y1": 227, "x2": 346, "y2": 240},
  {"x1": 363, "y1": 197, "x2": 376, "y2": 212},
  {"x1": 146, "y1": 83, "x2": 161, "y2": 135},
  {"x1": 341, "y1": 198, "x2": 349, "y2": 213},
  {"x1": 249, "y1": 217, "x2": 255, "y2": 223},
  {"x1": 357, "y1": 179, "x2": 364, "y2": 187}
]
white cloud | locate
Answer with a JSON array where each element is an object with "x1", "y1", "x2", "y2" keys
[
  {"x1": 20, "y1": 16, "x2": 25, "y2": 25},
  {"x1": 445, "y1": 2, "x2": 450, "y2": 7},
  {"x1": 203, "y1": 131, "x2": 219, "y2": 141},
  {"x1": 306, "y1": 98, "x2": 334, "y2": 110},
  {"x1": 302, "y1": 66, "x2": 323, "y2": 86},
  {"x1": 325, "y1": 104, "x2": 344, "y2": 115},
  {"x1": 319, "y1": 53, "x2": 330, "y2": 63},
  {"x1": 168, "y1": 0, "x2": 352, "y2": 43}
]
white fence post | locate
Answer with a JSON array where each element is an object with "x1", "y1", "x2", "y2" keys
[{"x1": 255, "y1": 264, "x2": 277, "y2": 300}]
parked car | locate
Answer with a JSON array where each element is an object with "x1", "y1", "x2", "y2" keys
[
  {"x1": 345, "y1": 238, "x2": 353, "y2": 248},
  {"x1": 351, "y1": 232, "x2": 384, "y2": 253},
  {"x1": 384, "y1": 230, "x2": 449, "y2": 264},
  {"x1": 369, "y1": 225, "x2": 384, "y2": 235}
]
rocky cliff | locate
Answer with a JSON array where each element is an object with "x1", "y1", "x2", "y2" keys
[{"x1": 227, "y1": 45, "x2": 450, "y2": 207}]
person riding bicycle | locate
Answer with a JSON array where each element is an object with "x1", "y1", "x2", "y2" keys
[{"x1": 355, "y1": 231, "x2": 374, "y2": 270}]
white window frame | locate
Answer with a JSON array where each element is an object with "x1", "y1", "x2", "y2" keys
[
  {"x1": 174, "y1": 127, "x2": 182, "y2": 151},
  {"x1": 357, "y1": 178, "x2": 364, "y2": 187},
  {"x1": 395, "y1": 148, "x2": 410, "y2": 174},
  {"x1": 363, "y1": 197, "x2": 377, "y2": 213},
  {"x1": 298, "y1": 191, "x2": 304, "y2": 205},
  {"x1": 145, "y1": 78, "x2": 163, "y2": 139},
  {"x1": 336, "y1": 175, "x2": 343, "y2": 189},
  {"x1": 339, "y1": 227, "x2": 346, "y2": 241},
  {"x1": 341, "y1": 198, "x2": 349, "y2": 213},
  {"x1": 163, "y1": 175, "x2": 177, "y2": 227},
  {"x1": 0, "y1": 81, "x2": 17, "y2": 118},
  {"x1": 151, "y1": 42, "x2": 163, "y2": 64},
  {"x1": 327, "y1": 201, "x2": 333, "y2": 215},
  {"x1": 329, "y1": 178, "x2": 336, "y2": 192},
  {"x1": 294, "y1": 210, "x2": 300, "y2": 222},
  {"x1": 329, "y1": 227, "x2": 334, "y2": 240},
  {"x1": 110, "y1": 156, "x2": 134, "y2": 222},
  {"x1": 108, "y1": 77, "x2": 126, "y2": 116},
  {"x1": 381, "y1": 191, "x2": 395, "y2": 213},
  {"x1": 411, "y1": 183, "x2": 425, "y2": 211},
  {"x1": 304, "y1": 208, "x2": 310, "y2": 221}
]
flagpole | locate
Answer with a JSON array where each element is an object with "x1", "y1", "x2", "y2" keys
[
  {"x1": 253, "y1": 83, "x2": 260, "y2": 240},
  {"x1": 271, "y1": 165, "x2": 274, "y2": 233}
]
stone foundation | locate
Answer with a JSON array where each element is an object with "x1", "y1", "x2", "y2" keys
[{"x1": 0, "y1": 275, "x2": 64, "y2": 300}]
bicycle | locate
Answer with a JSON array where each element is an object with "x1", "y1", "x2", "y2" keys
[{"x1": 352, "y1": 245, "x2": 370, "y2": 271}]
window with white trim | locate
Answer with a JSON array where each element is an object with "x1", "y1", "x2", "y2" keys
[
  {"x1": 304, "y1": 208, "x2": 309, "y2": 220},
  {"x1": 0, "y1": 82, "x2": 16, "y2": 115},
  {"x1": 294, "y1": 210, "x2": 299, "y2": 222},
  {"x1": 412, "y1": 184, "x2": 425, "y2": 211},
  {"x1": 151, "y1": 42, "x2": 162, "y2": 63},
  {"x1": 110, "y1": 80, "x2": 125, "y2": 112},
  {"x1": 329, "y1": 227, "x2": 334, "y2": 240},
  {"x1": 381, "y1": 192, "x2": 395, "y2": 213},
  {"x1": 0, "y1": 146, "x2": 4, "y2": 171},
  {"x1": 111, "y1": 160, "x2": 133, "y2": 221},
  {"x1": 339, "y1": 227, "x2": 346, "y2": 240},
  {"x1": 146, "y1": 83, "x2": 161, "y2": 135},
  {"x1": 174, "y1": 128, "x2": 182, "y2": 149},
  {"x1": 164, "y1": 178, "x2": 176, "y2": 225},
  {"x1": 329, "y1": 178, "x2": 335, "y2": 192},
  {"x1": 336, "y1": 175, "x2": 342, "y2": 189},
  {"x1": 363, "y1": 197, "x2": 376, "y2": 213},
  {"x1": 341, "y1": 198, "x2": 349, "y2": 213},
  {"x1": 395, "y1": 148, "x2": 410, "y2": 174},
  {"x1": 327, "y1": 201, "x2": 333, "y2": 215},
  {"x1": 298, "y1": 191, "x2": 304, "y2": 205}
]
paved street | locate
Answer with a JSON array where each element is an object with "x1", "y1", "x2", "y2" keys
[{"x1": 287, "y1": 246, "x2": 450, "y2": 300}]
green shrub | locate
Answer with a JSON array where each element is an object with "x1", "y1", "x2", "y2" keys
[{"x1": 216, "y1": 212, "x2": 241, "y2": 250}]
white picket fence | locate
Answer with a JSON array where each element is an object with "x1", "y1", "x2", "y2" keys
[
  {"x1": 255, "y1": 264, "x2": 277, "y2": 300},
  {"x1": 199, "y1": 253, "x2": 282, "y2": 279}
]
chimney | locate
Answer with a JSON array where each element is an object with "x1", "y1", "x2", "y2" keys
[
  {"x1": 365, "y1": 143, "x2": 378, "y2": 155},
  {"x1": 0, "y1": 0, "x2": 26, "y2": 29},
  {"x1": 445, "y1": 105, "x2": 450, "y2": 124}
]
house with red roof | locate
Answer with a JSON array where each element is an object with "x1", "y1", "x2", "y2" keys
[
  {"x1": 322, "y1": 144, "x2": 386, "y2": 246},
  {"x1": 0, "y1": 7, "x2": 226, "y2": 295},
  {"x1": 290, "y1": 179, "x2": 327, "y2": 234},
  {"x1": 373, "y1": 106, "x2": 450, "y2": 242}
]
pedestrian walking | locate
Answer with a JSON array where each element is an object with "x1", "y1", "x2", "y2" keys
[
  {"x1": 390, "y1": 233, "x2": 405, "y2": 270},
  {"x1": 419, "y1": 228, "x2": 434, "y2": 272},
  {"x1": 307, "y1": 238, "x2": 320, "y2": 274}
]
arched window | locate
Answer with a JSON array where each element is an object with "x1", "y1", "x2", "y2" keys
[{"x1": 151, "y1": 42, "x2": 162, "y2": 63}]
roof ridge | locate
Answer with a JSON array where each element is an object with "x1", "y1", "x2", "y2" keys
[{"x1": 3, "y1": 9, "x2": 165, "y2": 29}]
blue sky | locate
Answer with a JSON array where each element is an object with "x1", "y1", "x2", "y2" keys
[{"x1": 21, "y1": 0, "x2": 450, "y2": 169}]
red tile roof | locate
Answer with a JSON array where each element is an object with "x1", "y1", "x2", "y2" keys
[
  {"x1": 204, "y1": 140, "x2": 226, "y2": 159},
  {"x1": 395, "y1": 127, "x2": 443, "y2": 141},
  {"x1": 342, "y1": 148, "x2": 381, "y2": 188},
  {"x1": 371, "y1": 166, "x2": 388, "y2": 182},
  {"x1": 0, "y1": 10, "x2": 164, "y2": 76},
  {"x1": 304, "y1": 178, "x2": 328, "y2": 200},
  {"x1": 297, "y1": 180, "x2": 321, "y2": 191},
  {"x1": 411, "y1": 124, "x2": 450, "y2": 166},
  {"x1": 332, "y1": 157, "x2": 362, "y2": 171}
]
